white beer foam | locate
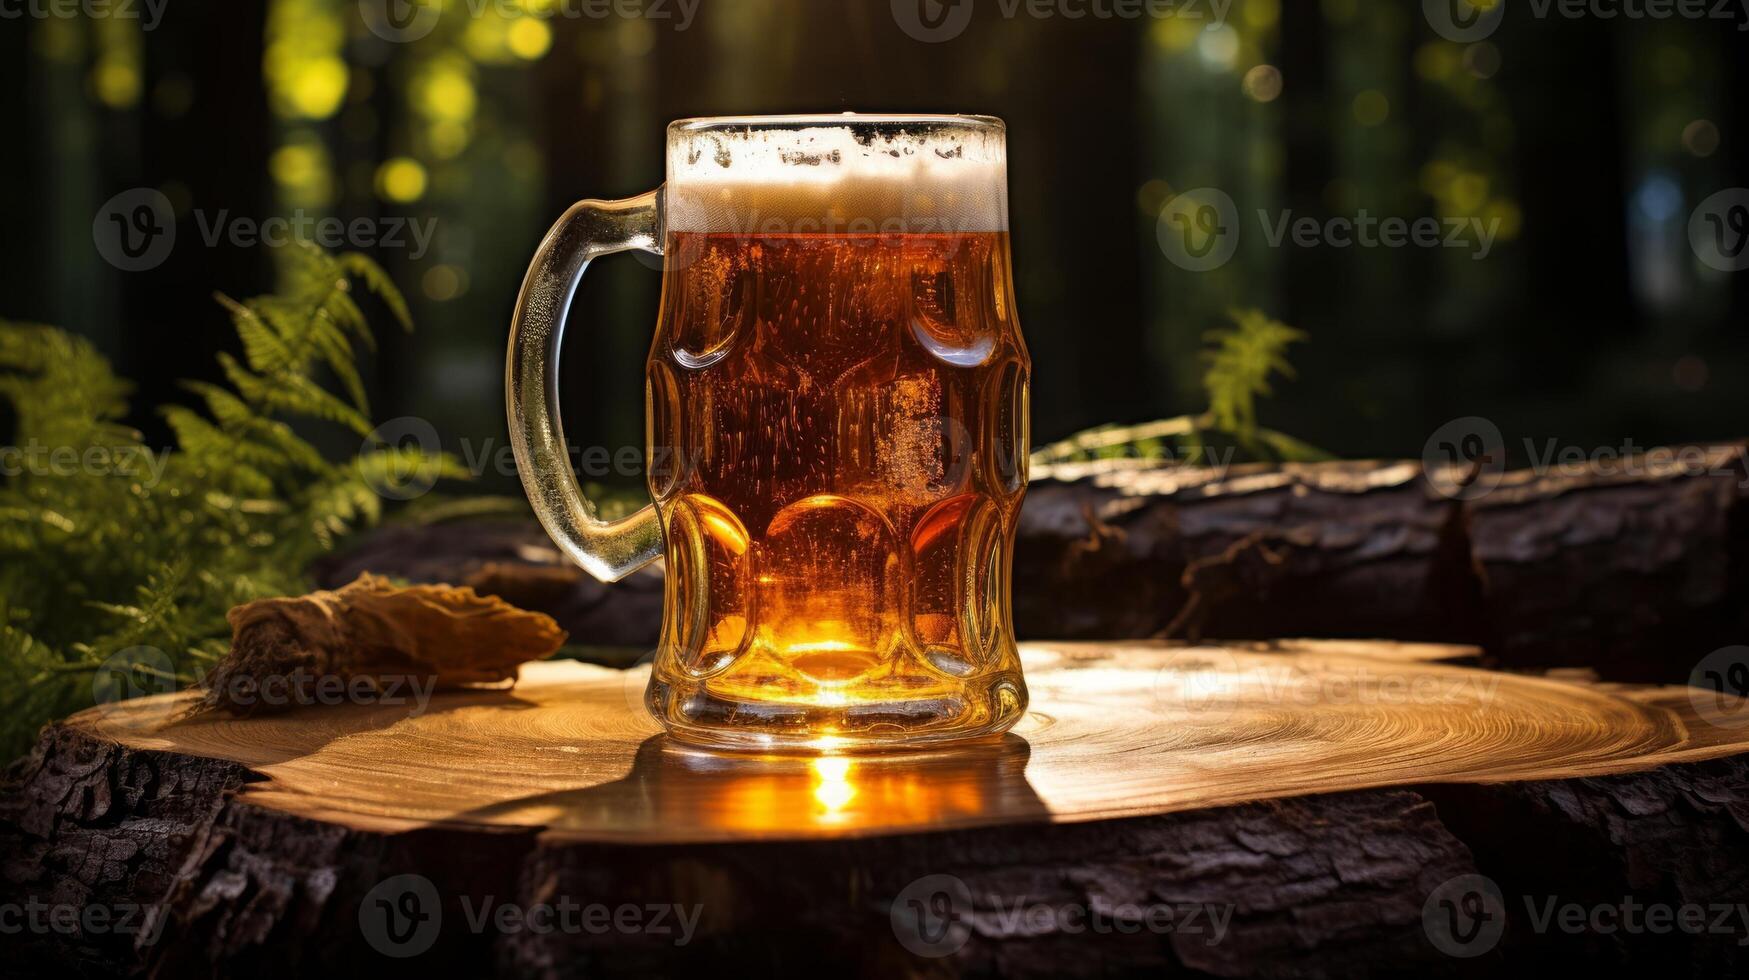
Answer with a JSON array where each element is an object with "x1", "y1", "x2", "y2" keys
[{"x1": 664, "y1": 116, "x2": 1009, "y2": 235}]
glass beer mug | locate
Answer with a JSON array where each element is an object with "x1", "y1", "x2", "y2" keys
[{"x1": 508, "y1": 115, "x2": 1029, "y2": 751}]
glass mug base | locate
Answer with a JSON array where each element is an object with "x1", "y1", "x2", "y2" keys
[{"x1": 647, "y1": 663, "x2": 1028, "y2": 753}]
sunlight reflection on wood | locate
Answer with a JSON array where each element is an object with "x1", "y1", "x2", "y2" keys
[{"x1": 74, "y1": 640, "x2": 1749, "y2": 842}]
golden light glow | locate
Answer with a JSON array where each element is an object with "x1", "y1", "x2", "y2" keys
[
  {"x1": 265, "y1": 0, "x2": 349, "y2": 121},
  {"x1": 810, "y1": 756, "x2": 856, "y2": 817},
  {"x1": 91, "y1": 20, "x2": 142, "y2": 109},
  {"x1": 92, "y1": 62, "x2": 140, "y2": 108},
  {"x1": 785, "y1": 640, "x2": 857, "y2": 654}
]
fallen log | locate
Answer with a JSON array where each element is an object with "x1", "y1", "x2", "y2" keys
[
  {"x1": 318, "y1": 443, "x2": 1749, "y2": 681},
  {"x1": 4, "y1": 640, "x2": 1747, "y2": 976}
]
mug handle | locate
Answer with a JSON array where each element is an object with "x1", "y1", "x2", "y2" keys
[{"x1": 507, "y1": 190, "x2": 664, "y2": 583}]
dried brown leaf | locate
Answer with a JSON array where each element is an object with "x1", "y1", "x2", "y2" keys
[{"x1": 190, "y1": 573, "x2": 567, "y2": 717}]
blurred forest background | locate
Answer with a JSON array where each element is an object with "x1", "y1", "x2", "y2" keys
[{"x1": 3, "y1": 0, "x2": 1747, "y2": 496}]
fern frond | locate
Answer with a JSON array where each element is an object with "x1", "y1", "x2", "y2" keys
[
  {"x1": 1202, "y1": 309, "x2": 1308, "y2": 444},
  {"x1": 0, "y1": 324, "x2": 138, "y2": 451},
  {"x1": 180, "y1": 381, "x2": 331, "y2": 474},
  {"x1": 338, "y1": 250, "x2": 413, "y2": 333},
  {"x1": 0, "y1": 246, "x2": 472, "y2": 759},
  {"x1": 217, "y1": 352, "x2": 373, "y2": 435},
  {"x1": 1030, "y1": 309, "x2": 1324, "y2": 474}
]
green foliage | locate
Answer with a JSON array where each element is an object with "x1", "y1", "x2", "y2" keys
[
  {"x1": 0, "y1": 246, "x2": 465, "y2": 758},
  {"x1": 1031, "y1": 308, "x2": 1331, "y2": 470},
  {"x1": 1200, "y1": 309, "x2": 1305, "y2": 446}
]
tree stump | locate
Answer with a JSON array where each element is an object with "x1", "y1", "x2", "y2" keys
[{"x1": 6, "y1": 640, "x2": 1749, "y2": 977}]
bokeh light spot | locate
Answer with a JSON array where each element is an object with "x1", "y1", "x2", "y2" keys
[
  {"x1": 422, "y1": 265, "x2": 468, "y2": 301},
  {"x1": 376, "y1": 157, "x2": 429, "y2": 203},
  {"x1": 1352, "y1": 89, "x2": 1390, "y2": 127},
  {"x1": 508, "y1": 18, "x2": 553, "y2": 60},
  {"x1": 1682, "y1": 119, "x2": 1720, "y2": 158},
  {"x1": 1242, "y1": 65, "x2": 1283, "y2": 103}
]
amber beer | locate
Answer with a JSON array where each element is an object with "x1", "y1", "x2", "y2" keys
[
  {"x1": 508, "y1": 115, "x2": 1029, "y2": 749},
  {"x1": 645, "y1": 222, "x2": 1028, "y2": 743}
]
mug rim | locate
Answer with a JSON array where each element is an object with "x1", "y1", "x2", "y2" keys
[{"x1": 668, "y1": 113, "x2": 1004, "y2": 134}]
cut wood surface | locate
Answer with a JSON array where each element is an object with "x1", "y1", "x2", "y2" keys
[
  {"x1": 7, "y1": 640, "x2": 1749, "y2": 976},
  {"x1": 40, "y1": 640, "x2": 1749, "y2": 840}
]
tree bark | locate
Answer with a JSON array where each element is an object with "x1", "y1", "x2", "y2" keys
[
  {"x1": 323, "y1": 444, "x2": 1749, "y2": 681},
  {"x1": 5, "y1": 641, "x2": 1748, "y2": 977}
]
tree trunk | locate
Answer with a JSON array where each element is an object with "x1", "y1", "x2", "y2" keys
[{"x1": 5, "y1": 641, "x2": 1748, "y2": 977}]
